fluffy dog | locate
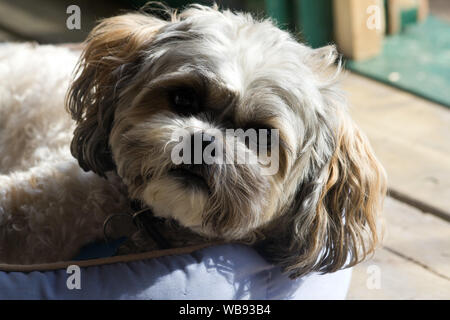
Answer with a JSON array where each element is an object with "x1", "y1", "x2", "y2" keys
[{"x1": 0, "y1": 4, "x2": 386, "y2": 278}]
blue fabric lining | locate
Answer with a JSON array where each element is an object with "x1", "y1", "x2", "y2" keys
[{"x1": 0, "y1": 244, "x2": 352, "y2": 300}]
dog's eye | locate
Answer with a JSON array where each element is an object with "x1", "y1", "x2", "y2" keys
[
  {"x1": 257, "y1": 128, "x2": 272, "y2": 149},
  {"x1": 242, "y1": 126, "x2": 273, "y2": 151},
  {"x1": 170, "y1": 88, "x2": 200, "y2": 116}
]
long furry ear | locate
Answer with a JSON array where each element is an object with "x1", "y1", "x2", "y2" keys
[
  {"x1": 315, "y1": 113, "x2": 387, "y2": 273},
  {"x1": 263, "y1": 111, "x2": 387, "y2": 279},
  {"x1": 258, "y1": 46, "x2": 386, "y2": 278},
  {"x1": 66, "y1": 13, "x2": 168, "y2": 176}
]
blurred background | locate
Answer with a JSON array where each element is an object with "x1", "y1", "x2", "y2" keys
[{"x1": 0, "y1": 0, "x2": 448, "y2": 299}]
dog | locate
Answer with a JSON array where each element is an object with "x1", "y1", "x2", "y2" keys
[{"x1": 0, "y1": 4, "x2": 386, "y2": 279}]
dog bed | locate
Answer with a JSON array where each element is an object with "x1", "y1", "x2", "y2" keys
[{"x1": 0, "y1": 243, "x2": 352, "y2": 299}]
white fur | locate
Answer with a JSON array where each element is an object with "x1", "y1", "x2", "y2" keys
[{"x1": 0, "y1": 44, "x2": 130, "y2": 263}]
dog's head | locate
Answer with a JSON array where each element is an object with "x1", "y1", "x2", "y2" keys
[{"x1": 67, "y1": 4, "x2": 386, "y2": 278}]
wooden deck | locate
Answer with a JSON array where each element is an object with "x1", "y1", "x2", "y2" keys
[
  {"x1": 343, "y1": 72, "x2": 450, "y2": 299},
  {"x1": 344, "y1": 0, "x2": 450, "y2": 298}
]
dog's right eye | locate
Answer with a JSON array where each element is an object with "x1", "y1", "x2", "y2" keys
[{"x1": 169, "y1": 88, "x2": 201, "y2": 116}]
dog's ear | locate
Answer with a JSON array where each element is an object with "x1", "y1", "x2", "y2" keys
[
  {"x1": 262, "y1": 113, "x2": 386, "y2": 279},
  {"x1": 259, "y1": 45, "x2": 386, "y2": 278},
  {"x1": 66, "y1": 13, "x2": 168, "y2": 176},
  {"x1": 313, "y1": 113, "x2": 387, "y2": 274}
]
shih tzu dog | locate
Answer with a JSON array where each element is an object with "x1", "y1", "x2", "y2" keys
[{"x1": 0, "y1": 4, "x2": 386, "y2": 278}]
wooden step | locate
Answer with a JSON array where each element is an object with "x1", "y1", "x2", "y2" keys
[
  {"x1": 348, "y1": 197, "x2": 450, "y2": 299},
  {"x1": 342, "y1": 71, "x2": 450, "y2": 220}
]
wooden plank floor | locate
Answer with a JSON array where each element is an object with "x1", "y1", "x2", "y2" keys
[
  {"x1": 342, "y1": 4, "x2": 450, "y2": 297},
  {"x1": 347, "y1": 197, "x2": 450, "y2": 299},
  {"x1": 342, "y1": 71, "x2": 450, "y2": 220},
  {"x1": 343, "y1": 72, "x2": 450, "y2": 299}
]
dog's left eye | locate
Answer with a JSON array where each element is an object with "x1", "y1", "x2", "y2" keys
[
  {"x1": 242, "y1": 126, "x2": 273, "y2": 151},
  {"x1": 257, "y1": 128, "x2": 272, "y2": 149},
  {"x1": 170, "y1": 88, "x2": 201, "y2": 116}
]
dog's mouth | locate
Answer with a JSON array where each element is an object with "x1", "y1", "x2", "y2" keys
[{"x1": 169, "y1": 166, "x2": 209, "y2": 191}]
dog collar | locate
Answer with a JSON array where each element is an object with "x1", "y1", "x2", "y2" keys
[{"x1": 130, "y1": 200, "x2": 171, "y2": 250}]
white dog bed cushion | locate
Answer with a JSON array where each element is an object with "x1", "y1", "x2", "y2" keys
[{"x1": 0, "y1": 243, "x2": 352, "y2": 299}]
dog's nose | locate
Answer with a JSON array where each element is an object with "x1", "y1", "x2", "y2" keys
[{"x1": 190, "y1": 132, "x2": 216, "y2": 164}]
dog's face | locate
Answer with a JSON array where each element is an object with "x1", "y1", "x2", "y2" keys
[{"x1": 67, "y1": 5, "x2": 386, "y2": 278}]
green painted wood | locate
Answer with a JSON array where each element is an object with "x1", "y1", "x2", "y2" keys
[
  {"x1": 263, "y1": 0, "x2": 291, "y2": 29},
  {"x1": 347, "y1": 15, "x2": 450, "y2": 108},
  {"x1": 400, "y1": 7, "x2": 419, "y2": 31},
  {"x1": 293, "y1": 0, "x2": 333, "y2": 48}
]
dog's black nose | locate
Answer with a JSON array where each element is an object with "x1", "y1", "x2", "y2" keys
[{"x1": 190, "y1": 132, "x2": 216, "y2": 164}]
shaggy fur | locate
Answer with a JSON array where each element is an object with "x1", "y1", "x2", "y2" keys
[
  {"x1": 0, "y1": 43, "x2": 131, "y2": 263},
  {"x1": 0, "y1": 4, "x2": 386, "y2": 278}
]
